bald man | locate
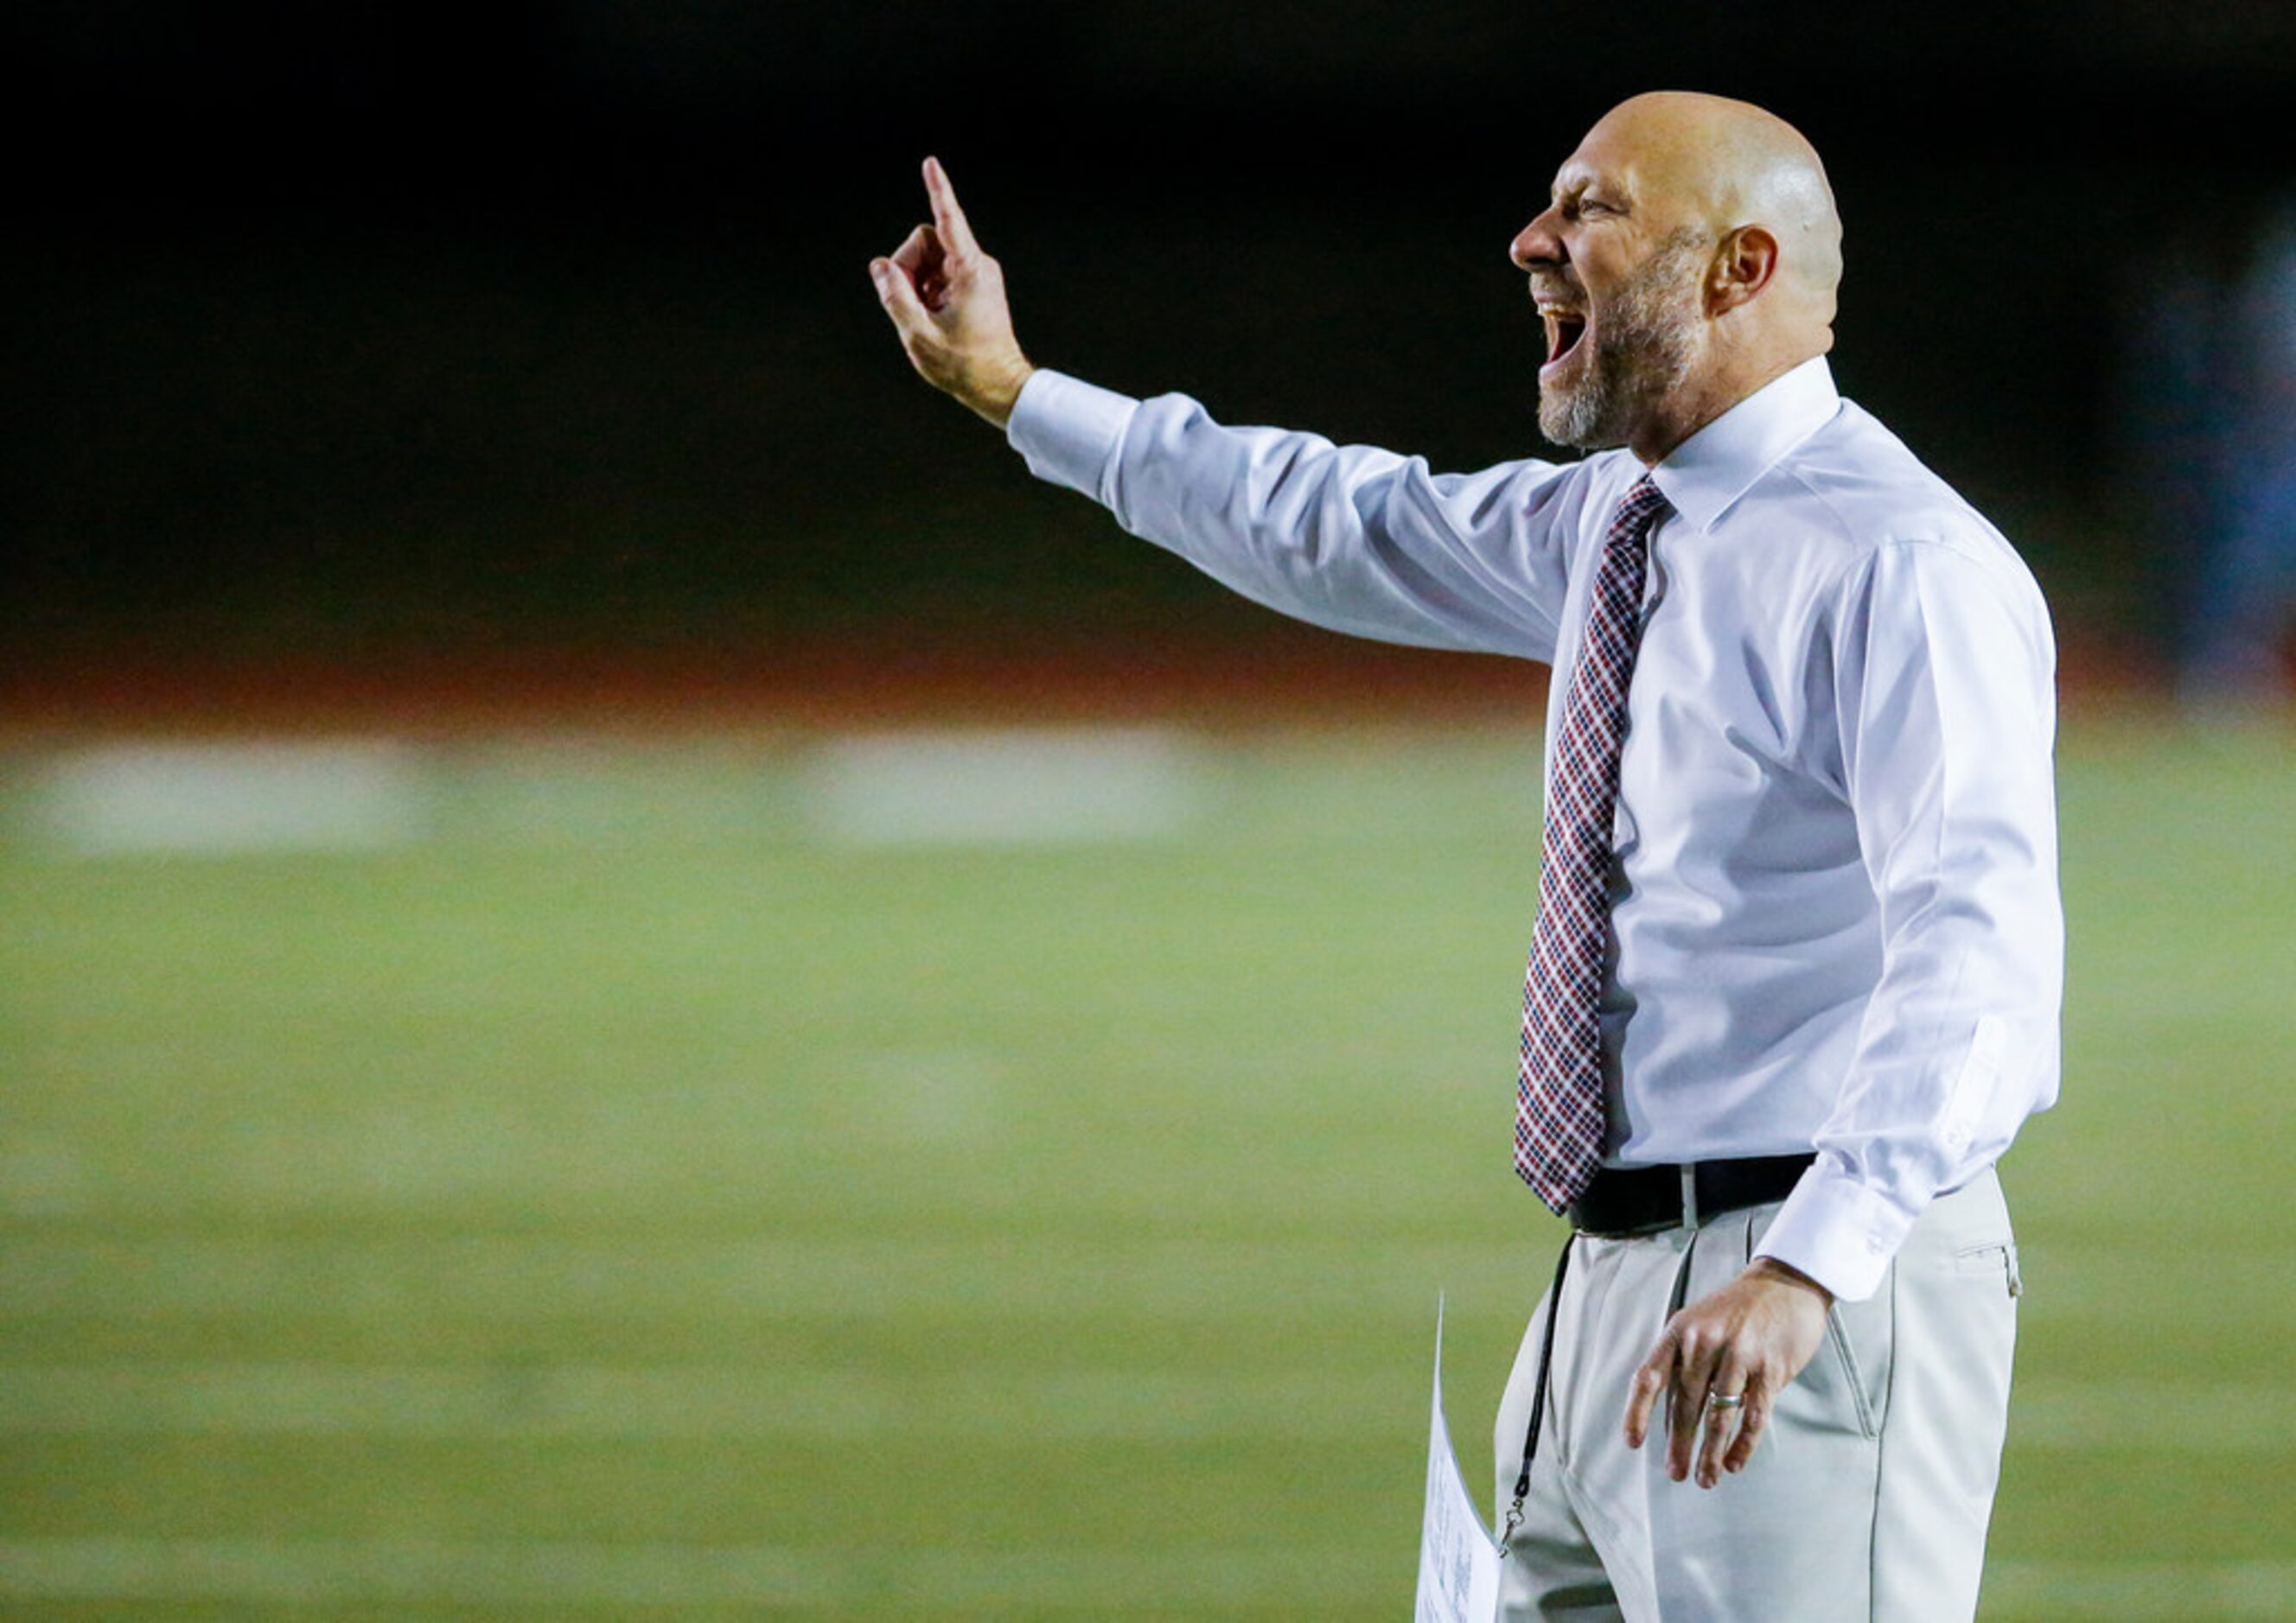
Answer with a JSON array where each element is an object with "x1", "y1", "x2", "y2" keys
[{"x1": 872, "y1": 92, "x2": 2060, "y2": 1622}]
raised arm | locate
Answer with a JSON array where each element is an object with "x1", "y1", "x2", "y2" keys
[
  {"x1": 871, "y1": 161, "x2": 1591, "y2": 659},
  {"x1": 1020, "y1": 379, "x2": 1585, "y2": 657}
]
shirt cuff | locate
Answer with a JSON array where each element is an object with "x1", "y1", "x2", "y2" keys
[
  {"x1": 1007, "y1": 368, "x2": 1138, "y2": 501},
  {"x1": 1753, "y1": 1158, "x2": 1917, "y2": 1302}
]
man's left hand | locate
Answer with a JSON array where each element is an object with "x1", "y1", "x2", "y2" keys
[{"x1": 1622, "y1": 1258, "x2": 1833, "y2": 1488}]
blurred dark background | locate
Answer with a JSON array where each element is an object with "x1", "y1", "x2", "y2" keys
[{"x1": 7, "y1": 0, "x2": 2295, "y2": 697}]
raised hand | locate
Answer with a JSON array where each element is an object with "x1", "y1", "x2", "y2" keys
[{"x1": 871, "y1": 156, "x2": 1036, "y2": 427}]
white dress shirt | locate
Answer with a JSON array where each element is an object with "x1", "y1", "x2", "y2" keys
[{"x1": 1006, "y1": 356, "x2": 2063, "y2": 1302}]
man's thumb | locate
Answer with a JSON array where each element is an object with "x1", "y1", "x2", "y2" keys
[{"x1": 871, "y1": 258, "x2": 929, "y2": 334}]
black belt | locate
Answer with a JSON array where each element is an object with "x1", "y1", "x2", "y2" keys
[{"x1": 1568, "y1": 1153, "x2": 1816, "y2": 1237}]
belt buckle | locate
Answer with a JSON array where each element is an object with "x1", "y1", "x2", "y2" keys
[{"x1": 1680, "y1": 1164, "x2": 1700, "y2": 1229}]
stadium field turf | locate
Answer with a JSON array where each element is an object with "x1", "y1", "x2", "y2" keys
[{"x1": 0, "y1": 713, "x2": 2289, "y2": 1619}]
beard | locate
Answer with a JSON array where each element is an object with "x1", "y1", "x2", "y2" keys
[{"x1": 1538, "y1": 232, "x2": 1707, "y2": 451}]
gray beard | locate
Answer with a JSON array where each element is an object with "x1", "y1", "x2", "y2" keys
[{"x1": 1538, "y1": 233, "x2": 1706, "y2": 451}]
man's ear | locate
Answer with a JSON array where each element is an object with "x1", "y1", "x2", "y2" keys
[{"x1": 1709, "y1": 226, "x2": 1780, "y2": 314}]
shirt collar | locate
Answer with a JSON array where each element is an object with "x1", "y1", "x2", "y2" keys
[{"x1": 1647, "y1": 356, "x2": 1840, "y2": 533}]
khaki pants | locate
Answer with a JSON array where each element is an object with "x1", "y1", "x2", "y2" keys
[{"x1": 1492, "y1": 1169, "x2": 2021, "y2": 1622}]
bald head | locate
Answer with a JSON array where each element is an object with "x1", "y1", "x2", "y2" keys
[
  {"x1": 1515, "y1": 92, "x2": 1844, "y2": 460},
  {"x1": 1575, "y1": 92, "x2": 1843, "y2": 331}
]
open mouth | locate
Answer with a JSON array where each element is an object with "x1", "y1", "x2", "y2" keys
[{"x1": 1541, "y1": 308, "x2": 1588, "y2": 371}]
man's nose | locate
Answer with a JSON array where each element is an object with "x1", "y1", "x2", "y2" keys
[{"x1": 1510, "y1": 212, "x2": 1563, "y2": 272}]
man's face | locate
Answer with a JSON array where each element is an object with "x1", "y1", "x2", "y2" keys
[{"x1": 1511, "y1": 155, "x2": 1712, "y2": 452}]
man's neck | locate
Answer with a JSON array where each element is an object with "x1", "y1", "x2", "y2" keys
[{"x1": 1630, "y1": 344, "x2": 1830, "y2": 466}]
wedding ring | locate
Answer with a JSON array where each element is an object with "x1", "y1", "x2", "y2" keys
[{"x1": 1707, "y1": 1392, "x2": 1745, "y2": 1410}]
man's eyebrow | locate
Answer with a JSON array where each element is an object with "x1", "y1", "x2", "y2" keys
[{"x1": 1548, "y1": 170, "x2": 1618, "y2": 205}]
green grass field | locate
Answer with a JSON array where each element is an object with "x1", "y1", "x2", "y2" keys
[{"x1": 1, "y1": 715, "x2": 2291, "y2": 1620}]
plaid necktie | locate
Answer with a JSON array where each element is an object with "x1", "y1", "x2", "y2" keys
[{"x1": 1515, "y1": 475, "x2": 1670, "y2": 1212}]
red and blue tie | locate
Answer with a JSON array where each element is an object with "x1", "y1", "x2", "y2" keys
[{"x1": 1515, "y1": 475, "x2": 1670, "y2": 1212}]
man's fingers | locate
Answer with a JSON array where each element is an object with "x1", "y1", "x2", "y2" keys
[
  {"x1": 888, "y1": 224, "x2": 956, "y2": 314},
  {"x1": 889, "y1": 224, "x2": 940, "y2": 279},
  {"x1": 1623, "y1": 1340, "x2": 1676, "y2": 1449},
  {"x1": 1668, "y1": 1379, "x2": 1704, "y2": 1480},
  {"x1": 1665, "y1": 1330, "x2": 1728, "y2": 1482},
  {"x1": 1694, "y1": 1355, "x2": 1750, "y2": 1488},
  {"x1": 870, "y1": 257, "x2": 931, "y2": 341},
  {"x1": 923, "y1": 156, "x2": 980, "y2": 258},
  {"x1": 1722, "y1": 1380, "x2": 1771, "y2": 1474}
]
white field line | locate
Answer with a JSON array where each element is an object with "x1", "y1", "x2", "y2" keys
[
  {"x1": 0, "y1": 1365, "x2": 2284, "y2": 1454},
  {"x1": 31, "y1": 741, "x2": 428, "y2": 856},
  {"x1": 800, "y1": 728, "x2": 1204, "y2": 846},
  {"x1": 0, "y1": 1541, "x2": 2284, "y2": 1613},
  {"x1": 0, "y1": 1234, "x2": 1519, "y2": 1321},
  {"x1": 0, "y1": 1537, "x2": 1355, "y2": 1609},
  {"x1": 19, "y1": 726, "x2": 1209, "y2": 857}
]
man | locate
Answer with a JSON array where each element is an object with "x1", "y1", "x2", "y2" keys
[{"x1": 870, "y1": 91, "x2": 2062, "y2": 1622}]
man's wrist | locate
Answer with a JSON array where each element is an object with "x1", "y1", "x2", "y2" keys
[
  {"x1": 1746, "y1": 1256, "x2": 1834, "y2": 1307},
  {"x1": 970, "y1": 358, "x2": 1037, "y2": 429}
]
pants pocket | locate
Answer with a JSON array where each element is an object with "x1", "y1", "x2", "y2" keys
[
  {"x1": 1821, "y1": 1304, "x2": 1881, "y2": 1440},
  {"x1": 1953, "y1": 1240, "x2": 2023, "y2": 1299},
  {"x1": 1744, "y1": 1201, "x2": 1892, "y2": 1441},
  {"x1": 1778, "y1": 1276, "x2": 1891, "y2": 1443}
]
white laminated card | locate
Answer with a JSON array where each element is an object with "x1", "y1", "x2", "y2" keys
[{"x1": 1413, "y1": 1302, "x2": 1504, "y2": 1623}]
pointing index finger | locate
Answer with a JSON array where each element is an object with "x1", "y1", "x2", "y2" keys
[{"x1": 923, "y1": 156, "x2": 979, "y2": 257}]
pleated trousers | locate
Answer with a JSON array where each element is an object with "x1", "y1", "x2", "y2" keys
[{"x1": 1492, "y1": 1168, "x2": 2021, "y2": 1622}]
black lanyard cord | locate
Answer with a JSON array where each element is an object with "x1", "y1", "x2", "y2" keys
[{"x1": 1502, "y1": 1232, "x2": 1576, "y2": 1546}]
